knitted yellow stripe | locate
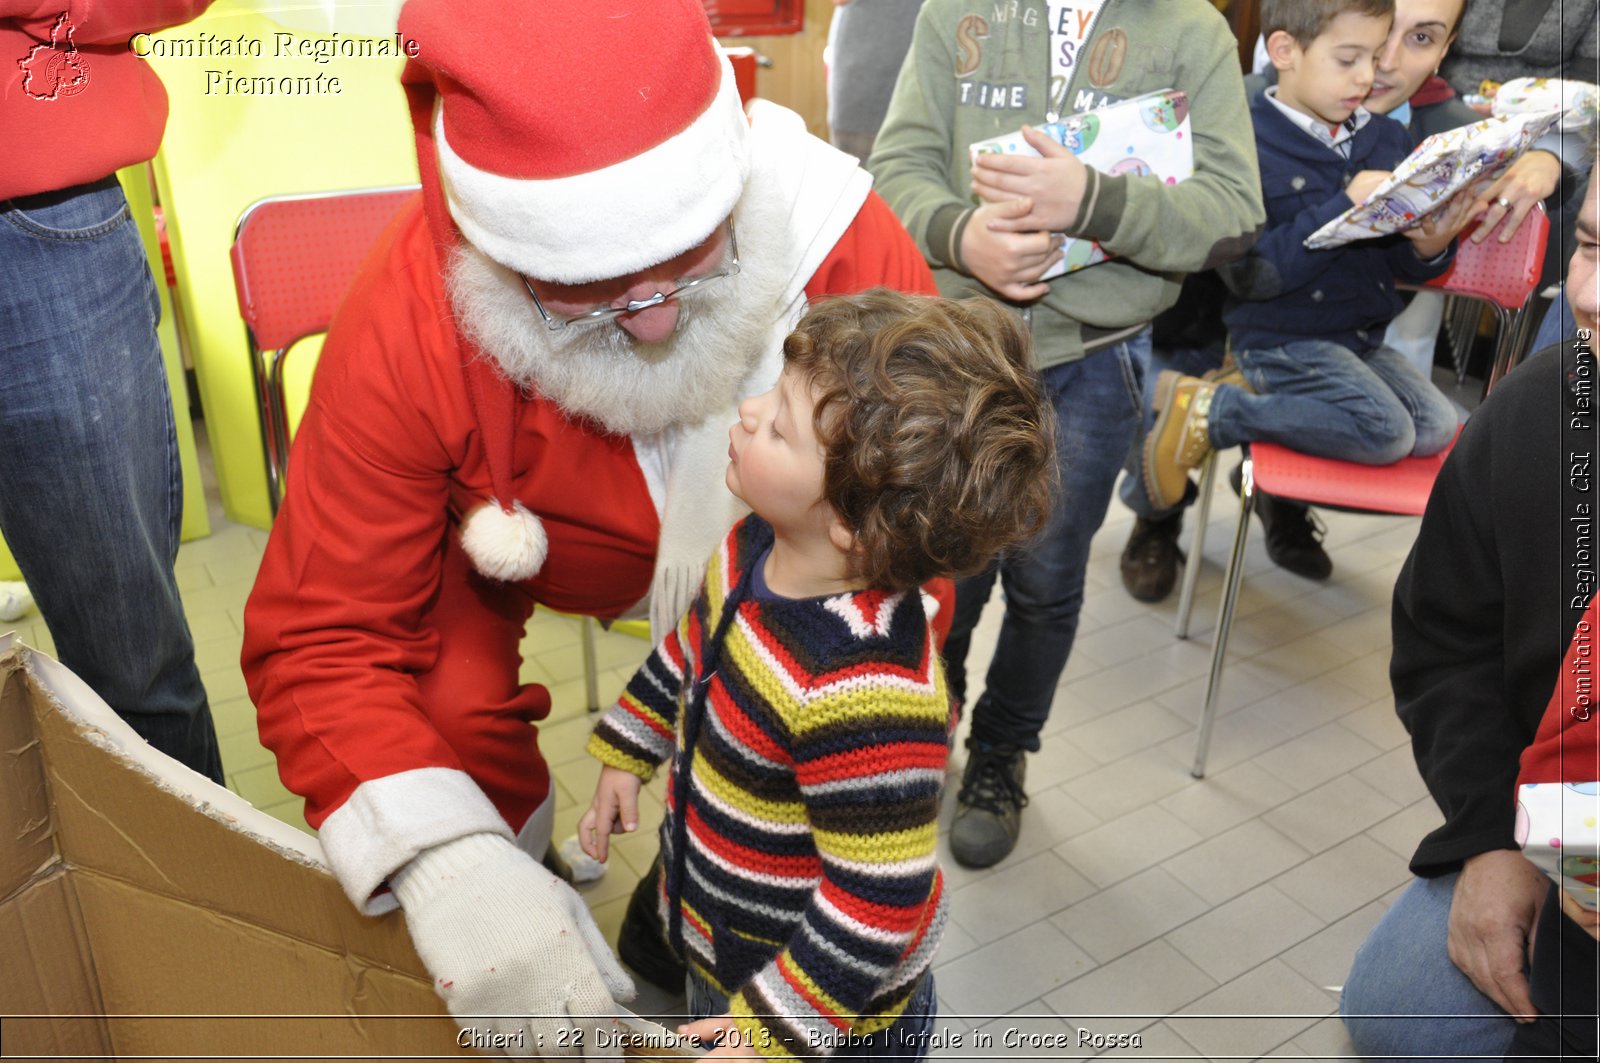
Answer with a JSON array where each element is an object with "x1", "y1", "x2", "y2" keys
[
  {"x1": 721, "y1": 619, "x2": 805, "y2": 717},
  {"x1": 812, "y1": 820, "x2": 938, "y2": 864},
  {"x1": 694, "y1": 754, "x2": 808, "y2": 825},
  {"x1": 787, "y1": 689, "x2": 948, "y2": 735},
  {"x1": 583, "y1": 733, "x2": 656, "y2": 782}
]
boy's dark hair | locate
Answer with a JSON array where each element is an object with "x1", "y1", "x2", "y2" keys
[
  {"x1": 782, "y1": 289, "x2": 1058, "y2": 592},
  {"x1": 1262, "y1": 0, "x2": 1393, "y2": 47}
]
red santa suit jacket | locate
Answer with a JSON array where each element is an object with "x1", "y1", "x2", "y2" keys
[{"x1": 242, "y1": 101, "x2": 938, "y2": 913}]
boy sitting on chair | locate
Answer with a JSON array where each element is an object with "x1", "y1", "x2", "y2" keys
[{"x1": 1140, "y1": 0, "x2": 1476, "y2": 512}]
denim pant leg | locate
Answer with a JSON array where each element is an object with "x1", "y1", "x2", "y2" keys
[
  {"x1": 1211, "y1": 339, "x2": 1422, "y2": 465},
  {"x1": 1360, "y1": 344, "x2": 1462, "y2": 456},
  {"x1": 1116, "y1": 341, "x2": 1221, "y2": 522},
  {"x1": 946, "y1": 334, "x2": 1149, "y2": 750},
  {"x1": 0, "y1": 179, "x2": 221, "y2": 783},
  {"x1": 1340, "y1": 874, "x2": 1517, "y2": 1060}
]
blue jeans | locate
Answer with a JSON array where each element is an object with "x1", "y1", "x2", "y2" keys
[
  {"x1": 1118, "y1": 341, "x2": 1224, "y2": 522},
  {"x1": 1209, "y1": 339, "x2": 1459, "y2": 465},
  {"x1": 1340, "y1": 874, "x2": 1517, "y2": 1060},
  {"x1": 946, "y1": 333, "x2": 1150, "y2": 750},
  {"x1": 0, "y1": 178, "x2": 221, "y2": 783},
  {"x1": 687, "y1": 970, "x2": 937, "y2": 1060}
]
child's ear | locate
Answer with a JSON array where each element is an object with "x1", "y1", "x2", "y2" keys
[
  {"x1": 827, "y1": 515, "x2": 859, "y2": 556},
  {"x1": 1266, "y1": 30, "x2": 1300, "y2": 72}
]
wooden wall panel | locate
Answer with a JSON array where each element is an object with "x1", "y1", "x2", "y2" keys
[{"x1": 718, "y1": 0, "x2": 836, "y2": 140}]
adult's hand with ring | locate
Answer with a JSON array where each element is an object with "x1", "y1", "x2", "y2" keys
[{"x1": 1469, "y1": 151, "x2": 1561, "y2": 243}]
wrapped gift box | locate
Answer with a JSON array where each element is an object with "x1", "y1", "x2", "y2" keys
[
  {"x1": 969, "y1": 88, "x2": 1193, "y2": 280},
  {"x1": 1516, "y1": 782, "x2": 1600, "y2": 911},
  {"x1": 1494, "y1": 76, "x2": 1600, "y2": 132},
  {"x1": 1306, "y1": 109, "x2": 1562, "y2": 250}
]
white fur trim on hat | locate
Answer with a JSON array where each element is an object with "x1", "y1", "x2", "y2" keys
[
  {"x1": 436, "y1": 50, "x2": 751, "y2": 285},
  {"x1": 460, "y1": 499, "x2": 548, "y2": 582}
]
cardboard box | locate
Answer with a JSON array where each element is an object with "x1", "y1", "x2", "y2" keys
[{"x1": 0, "y1": 634, "x2": 476, "y2": 1058}]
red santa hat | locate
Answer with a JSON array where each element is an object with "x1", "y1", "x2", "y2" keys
[
  {"x1": 400, "y1": 0, "x2": 751, "y2": 285},
  {"x1": 397, "y1": 0, "x2": 751, "y2": 582}
]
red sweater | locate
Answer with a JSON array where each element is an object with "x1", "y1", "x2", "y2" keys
[{"x1": 1, "y1": 2, "x2": 211, "y2": 199}]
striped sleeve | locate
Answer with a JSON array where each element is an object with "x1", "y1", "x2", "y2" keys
[
  {"x1": 727, "y1": 593, "x2": 949, "y2": 1058},
  {"x1": 587, "y1": 618, "x2": 690, "y2": 780}
]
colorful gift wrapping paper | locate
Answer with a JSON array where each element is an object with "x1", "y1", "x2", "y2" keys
[
  {"x1": 1305, "y1": 110, "x2": 1563, "y2": 250},
  {"x1": 1517, "y1": 782, "x2": 1600, "y2": 912},
  {"x1": 1493, "y1": 76, "x2": 1600, "y2": 133},
  {"x1": 968, "y1": 88, "x2": 1193, "y2": 279}
]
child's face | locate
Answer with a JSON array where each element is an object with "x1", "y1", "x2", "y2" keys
[
  {"x1": 1271, "y1": 12, "x2": 1390, "y2": 128},
  {"x1": 1366, "y1": 0, "x2": 1460, "y2": 116},
  {"x1": 726, "y1": 366, "x2": 834, "y2": 542}
]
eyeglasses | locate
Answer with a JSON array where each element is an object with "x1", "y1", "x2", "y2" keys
[{"x1": 521, "y1": 225, "x2": 741, "y2": 331}]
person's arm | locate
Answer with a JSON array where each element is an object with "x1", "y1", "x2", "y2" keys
[
  {"x1": 587, "y1": 620, "x2": 692, "y2": 780},
  {"x1": 869, "y1": 6, "x2": 976, "y2": 277},
  {"x1": 1392, "y1": 399, "x2": 1527, "y2": 873},
  {"x1": 720, "y1": 610, "x2": 949, "y2": 1058},
  {"x1": 1216, "y1": 185, "x2": 1357, "y2": 300}
]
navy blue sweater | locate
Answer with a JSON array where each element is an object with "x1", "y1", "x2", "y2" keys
[{"x1": 1221, "y1": 89, "x2": 1455, "y2": 354}]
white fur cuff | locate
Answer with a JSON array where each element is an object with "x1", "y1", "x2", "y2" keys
[{"x1": 317, "y1": 767, "x2": 513, "y2": 915}]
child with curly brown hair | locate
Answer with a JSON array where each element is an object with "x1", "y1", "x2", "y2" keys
[{"x1": 580, "y1": 288, "x2": 1057, "y2": 1061}]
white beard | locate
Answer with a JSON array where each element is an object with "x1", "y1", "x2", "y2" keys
[{"x1": 445, "y1": 207, "x2": 792, "y2": 438}]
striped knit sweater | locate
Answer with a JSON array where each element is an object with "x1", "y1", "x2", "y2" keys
[{"x1": 587, "y1": 515, "x2": 949, "y2": 1059}]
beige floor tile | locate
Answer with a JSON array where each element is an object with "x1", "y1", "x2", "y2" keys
[
  {"x1": 1277, "y1": 900, "x2": 1389, "y2": 991},
  {"x1": 947, "y1": 850, "x2": 1096, "y2": 945},
  {"x1": 1056, "y1": 805, "x2": 1206, "y2": 890},
  {"x1": 1050, "y1": 866, "x2": 1211, "y2": 964},
  {"x1": 1165, "y1": 884, "x2": 1325, "y2": 984},
  {"x1": 1254, "y1": 721, "x2": 1385, "y2": 793},
  {"x1": 1043, "y1": 940, "x2": 1216, "y2": 1030},
  {"x1": 1160, "y1": 819, "x2": 1310, "y2": 906},
  {"x1": 1271, "y1": 835, "x2": 1414, "y2": 923},
  {"x1": 1157, "y1": 761, "x2": 1300, "y2": 839},
  {"x1": 934, "y1": 923, "x2": 1096, "y2": 1018},
  {"x1": 1167, "y1": 959, "x2": 1333, "y2": 1058},
  {"x1": 1263, "y1": 774, "x2": 1403, "y2": 855}
]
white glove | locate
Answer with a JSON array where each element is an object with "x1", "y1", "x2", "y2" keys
[{"x1": 391, "y1": 832, "x2": 636, "y2": 1059}]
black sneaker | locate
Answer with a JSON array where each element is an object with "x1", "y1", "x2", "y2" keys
[
  {"x1": 1227, "y1": 463, "x2": 1333, "y2": 581},
  {"x1": 1258, "y1": 496, "x2": 1333, "y2": 581},
  {"x1": 616, "y1": 857, "x2": 686, "y2": 992},
  {"x1": 1119, "y1": 514, "x2": 1185, "y2": 603},
  {"x1": 949, "y1": 742, "x2": 1028, "y2": 868}
]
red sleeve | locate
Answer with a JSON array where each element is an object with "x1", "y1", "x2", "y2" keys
[{"x1": 802, "y1": 190, "x2": 938, "y2": 301}]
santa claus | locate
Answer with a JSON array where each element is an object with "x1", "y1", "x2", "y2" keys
[{"x1": 240, "y1": 0, "x2": 936, "y2": 1054}]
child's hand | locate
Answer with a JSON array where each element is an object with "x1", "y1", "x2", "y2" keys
[
  {"x1": 1406, "y1": 186, "x2": 1478, "y2": 260},
  {"x1": 578, "y1": 766, "x2": 643, "y2": 862},
  {"x1": 1468, "y1": 150, "x2": 1560, "y2": 243},
  {"x1": 960, "y1": 198, "x2": 1063, "y2": 302},
  {"x1": 970, "y1": 125, "x2": 1091, "y2": 233},
  {"x1": 1558, "y1": 886, "x2": 1600, "y2": 941},
  {"x1": 1345, "y1": 170, "x2": 1392, "y2": 206},
  {"x1": 677, "y1": 1015, "x2": 763, "y2": 1059}
]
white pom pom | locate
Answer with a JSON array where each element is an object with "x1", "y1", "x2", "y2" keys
[{"x1": 460, "y1": 499, "x2": 548, "y2": 582}]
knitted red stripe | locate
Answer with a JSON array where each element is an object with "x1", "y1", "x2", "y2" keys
[
  {"x1": 800, "y1": 741, "x2": 947, "y2": 784},
  {"x1": 685, "y1": 805, "x2": 822, "y2": 879},
  {"x1": 817, "y1": 877, "x2": 931, "y2": 934}
]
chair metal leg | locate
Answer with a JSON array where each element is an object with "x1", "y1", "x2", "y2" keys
[
  {"x1": 581, "y1": 616, "x2": 600, "y2": 712},
  {"x1": 1192, "y1": 458, "x2": 1254, "y2": 780},
  {"x1": 1482, "y1": 306, "x2": 1517, "y2": 397},
  {"x1": 1446, "y1": 296, "x2": 1479, "y2": 385},
  {"x1": 1175, "y1": 452, "x2": 1219, "y2": 640}
]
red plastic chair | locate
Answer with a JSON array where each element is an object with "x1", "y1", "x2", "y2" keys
[
  {"x1": 229, "y1": 186, "x2": 419, "y2": 512},
  {"x1": 1173, "y1": 437, "x2": 1458, "y2": 778},
  {"x1": 1414, "y1": 205, "x2": 1549, "y2": 394}
]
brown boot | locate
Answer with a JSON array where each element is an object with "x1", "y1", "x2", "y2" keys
[
  {"x1": 1201, "y1": 349, "x2": 1253, "y2": 393},
  {"x1": 1142, "y1": 371, "x2": 1217, "y2": 511}
]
